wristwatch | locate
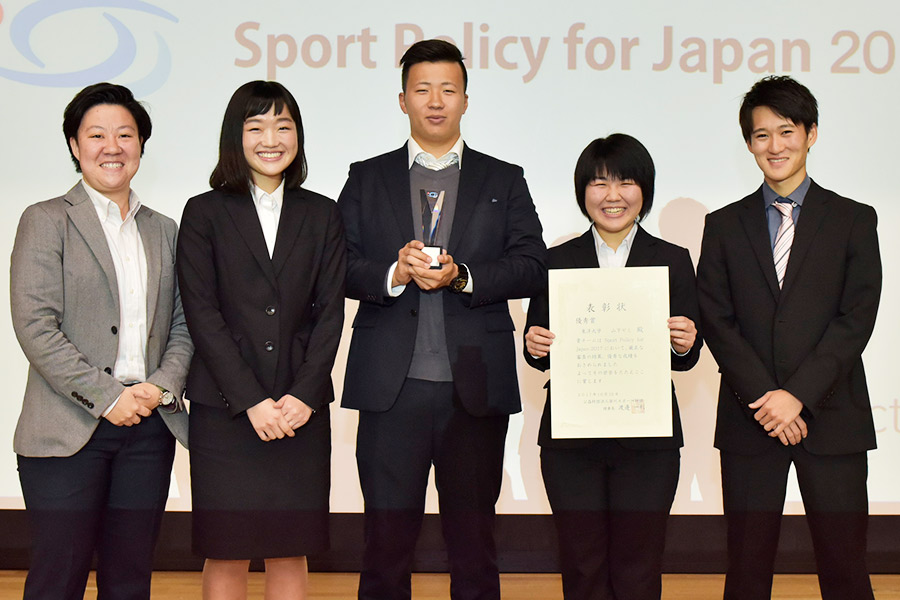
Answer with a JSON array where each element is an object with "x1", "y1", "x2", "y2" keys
[
  {"x1": 449, "y1": 263, "x2": 469, "y2": 293},
  {"x1": 155, "y1": 385, "x2": 176, "y2": 408}
]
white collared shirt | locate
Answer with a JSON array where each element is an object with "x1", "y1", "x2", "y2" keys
[
  {"x1": 407, "y1": 136, "x2": 465, "y2": 170},
  {"x1": 591, "y1": 221, "x2": 638, "y2": 268},
  {"x1": 82, "y1": 180, "x2": 149, "y2": 385},
  {"x1": 251, "y1": 181, "x2": 284, "y2": 258}
]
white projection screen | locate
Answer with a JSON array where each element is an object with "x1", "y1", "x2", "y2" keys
[{"x1": 0, "y1": 0, "x2": 897, "y2": 518}]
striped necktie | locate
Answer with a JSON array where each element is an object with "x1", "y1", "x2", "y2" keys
[{"x1": 772, "y1": 200, "x2": 796, "y2": 289}]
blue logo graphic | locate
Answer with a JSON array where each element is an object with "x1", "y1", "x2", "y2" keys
[{"x1": 0, "y1": 0, "x2": 178, "y2": 95}]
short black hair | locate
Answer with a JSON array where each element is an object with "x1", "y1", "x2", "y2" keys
[
  {"x1": 400, "y1": 39, "x2": 468, "y2": 93},
  {"x1": 739, "y1": 75, "x2": 818, "y2": 142},
  {"x1": 63, "y1": 82, "x2": 151, "y2": 173},
  {"x1": 574, "y1": 134, "x2": 655, "y2": 222},
  {"x1": 209, "y1": 80, "x2": 307, "y2": 195}
]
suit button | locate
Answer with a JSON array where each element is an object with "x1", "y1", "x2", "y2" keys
[
  {"x1": 266, "y1": 306, "x2": 276, "y2": 316},
  {"x1": 104, "y1": 367, "x2": 112, "y2": 374},
  {"x1": 410, "y1": 309, "x2": 418, "y2": 317},
  {"x1": 111, "y1": 326, "x2": 118, "y2": 335},
  {"x1": 88, "y1": 402, "x2": 95, "y2": 409},
  {"x1": 264, "y1": 341, "x2": 274, "y2": 352},
  {"x1": 72, "y1": 391, "x2": 78, "y2": 398}
]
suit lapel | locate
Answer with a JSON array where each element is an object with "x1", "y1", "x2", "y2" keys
[
  {"x1": 271, "y1": 189, "x2": 308, "y2": 277},
  {"x1": 136, "y1": 207, "x2": 161, "y2": 328},
  {"x1": 624, "y1": 225, "x2": 658, "y2": 267},
  {"x1": 64, "y1": 183, "x2": 120, "y2": 313},
  {"x1": 448, "y1": 144, "x2": 483, "y2": 251},
  {"x1": 738, "y1": 188, "x2": 780, "y2": 299},
  {"x1": 223, "y1": 192, "x2": 278, "y2": 287},
  {"x1": 780, "y1": 180, "x2": 828, "y2": 296},
  {"x1": 385, "y1": 146, "x2": 415, "y2": 243},
  {"x1": 568, "y1": 228, "x2": 600, "y2": 268}
]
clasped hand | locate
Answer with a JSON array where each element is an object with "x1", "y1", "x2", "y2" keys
[
  {"x1": 749, "y1": 389, "x2": 808, "y2": 446},
  {"x1": 104, "y1": 382, "x2": 160, "y2": 426},
  {"x1": 247, "y1": 394, "x2": 313, "y2": 442},
  {"x1": 393, "y1": 240, "x2": 458, "y2": 291}
]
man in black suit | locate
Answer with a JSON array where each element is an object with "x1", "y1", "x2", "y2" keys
[
  {"x1": 337, "y1": 39, "x2": 546, "y2": 600},
  {"x1": 697, "y1": 76, "x2": 882, "y2": 600}
]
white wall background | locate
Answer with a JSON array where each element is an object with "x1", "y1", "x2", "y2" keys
[{"x1": 0, "y1": 0, "x2": 897, "y2": 516}]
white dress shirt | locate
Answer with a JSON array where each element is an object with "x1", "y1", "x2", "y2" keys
[
  {"x1": 251, "y1": 181, "x2": 284, "y2": 258},
  {"x1": 591, "y1": 221, "x2": 638, "y2": 268},
  {"x1": 406, "y1": 135, "x2": 465, "y2": 170},
  {"x1": 83, "y1": 181, "x2": 149, "y2": 414}
]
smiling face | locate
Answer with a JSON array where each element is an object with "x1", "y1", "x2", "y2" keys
[
  {"x1": 399, "y1": 60, "x2": 468, "y2": 156},
  {"x1": 69, "y1": 103, "x2": 141, "y2": 206},
  {"x1": 747, "y1": 105, "x2": 817, "y2": 196},
  {"x1": 242, "y1": 105, "x2": 299, "y2": 193},
  {"x1": 585, "y1": 172, "x2": 643, "y2": 249}
]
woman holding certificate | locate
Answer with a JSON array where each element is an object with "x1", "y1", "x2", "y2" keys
[{"x1": 524, "y1": 134, "x2": 702, "y2": 600}]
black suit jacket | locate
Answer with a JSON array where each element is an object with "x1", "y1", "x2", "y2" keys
[
  {"x1": 697, "y1": 180, "x2": 881, "y2": 456},
  {"x1": 176, "y1": 188, "x2": 346, "y2": 416},
  {"x1": 525, "y1": 226, "x2": 702, "y2": 450},
  {"x1": 338, "y1": 144, "x2": 546, "y2": 416}
]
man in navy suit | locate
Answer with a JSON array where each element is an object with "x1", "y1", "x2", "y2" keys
[
  {"x1": 337, "y1": 39, "x2": 546, "y2": 600},
  {"x1": 697, "y1": 76, "x2": 882, "y2": 600}
]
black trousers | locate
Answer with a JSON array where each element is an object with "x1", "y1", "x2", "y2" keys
[
  {"x1": 720, "y1": 444, "x2": 873, "y2": 600},
  {"x1": 356, "y1": 378, "x2": 509, "y2": 600},
  {"x1": 17, "y1": 412, "x2": 175, "y2": 600},
  {"x1": 541, "y1": 442, "x2": 680, "y2": 600}
]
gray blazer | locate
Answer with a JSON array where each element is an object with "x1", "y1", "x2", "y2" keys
[{"x1": 10, "y1": 182, "x2": 191, "y2": 457}]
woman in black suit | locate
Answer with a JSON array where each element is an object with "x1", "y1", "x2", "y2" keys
[
  {"x1": 524, "y1": 134, "x2": 701, "y2": 600},
  {"x1": 176, "y1": 81, "x2": 345, "y2": 599}
]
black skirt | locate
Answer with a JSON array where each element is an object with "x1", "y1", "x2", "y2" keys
[{"x1": 189, "y1": 402, "x2": 331, "y2": 560}]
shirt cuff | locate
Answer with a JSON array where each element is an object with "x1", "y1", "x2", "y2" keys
[
  {"x1": 386, "y1": 261, "x2": 407, "y2": 297},
  {"x1": 671, "y1": 345, "x2": 690, "y2": 357},
  {"x1": 460, "y1": 263, "x2": 473, "y2": 294},
  {"x1": 101, "y1": 393, "x2": 121, "y2": 417}
]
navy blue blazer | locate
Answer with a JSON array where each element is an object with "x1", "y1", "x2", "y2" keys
[
  {"x1": 177, "y1": 188, "x2": 346, "y2": 416},
  {"x1": 338, "y1": 144, "x2": 546, "y2": 416},
  {"x1": 524, "y1": 225, "x2": 702, "y2": 450},
  {"x1": 697, "y1": 180, "x2": 881, "y2": 456}
]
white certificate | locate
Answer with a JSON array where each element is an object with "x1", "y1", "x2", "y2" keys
[{"x1": 548, "y1": 266, "x2": 672, "y2": 439}]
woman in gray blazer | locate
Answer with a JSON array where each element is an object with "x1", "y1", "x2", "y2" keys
[{"x1": 10, "y1": 83, "x2": 191, "y2": 600}]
